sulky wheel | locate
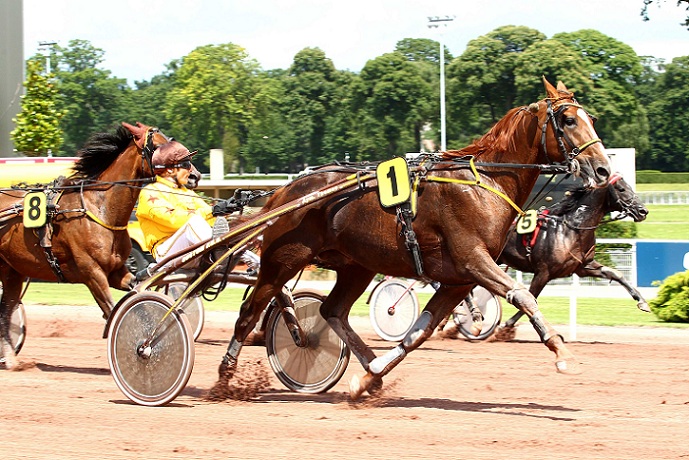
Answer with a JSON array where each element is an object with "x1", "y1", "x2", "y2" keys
[
  {"x1": 454, "y1": 286, "x2": 503, "y2": 341},
  {"x1": 0, "y1": 302, "x2": 27, "y2": 364},
  {"x1": 107, "y1": 291, "x2": 194, "y2": 406},
  {"x1": 265, "y1": 289, "x2": 350, "y2": 393},
  {"x1": 164, "y1": 282, "x2": 205, "y2": 341},
  {"x1": 369, "y1": 278, "x2": 419, "y2": 342}
]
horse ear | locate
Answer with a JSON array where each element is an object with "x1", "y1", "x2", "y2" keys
[
  {"x1": 122, "y1": 122, "x2": 150, "y2": 148},
  {"x1": 556, "y1": 81, "x2": 569, "y2": 92},
  {"x1": 542, "y1": 76, "x2": 558, "y2": 99}
]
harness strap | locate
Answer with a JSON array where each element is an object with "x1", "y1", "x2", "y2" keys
[
  {"x1": 79, "y1": 181, "x2": 128, "y2": 231},
  {"x1": 425, "y1": 157, "x2": 526, "y2": 217},
  {"x1": 397, "y1": 202, "x2": 425, "y2": 278}
]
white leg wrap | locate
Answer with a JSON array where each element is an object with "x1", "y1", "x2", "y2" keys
[{"x1": 369, "y1": 345, "x2": 406, "y2": 375}]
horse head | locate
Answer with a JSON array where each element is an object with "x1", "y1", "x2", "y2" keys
[
  {"x1": 607, "y1": 173, "x2": 649, "y2": 222},
  {"x1": 121, "y1": 121, "x2": 172, "y2": 178},
  {"x1": 532, "y1": 78, "x2": 611, "y2": 188}
]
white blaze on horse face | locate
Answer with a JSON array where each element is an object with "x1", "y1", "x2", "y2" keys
[{"x1": 576, "y1": 107, "x2": 610, "y2": 187}]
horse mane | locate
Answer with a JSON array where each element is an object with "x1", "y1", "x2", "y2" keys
[
  {"x1": 442, "y1": 106, "x2": 532, "y2": 159},
  {"x1": 547, "y1": 186, "x2": 588, "y2": 216},
  {"x1": 68, "y1": 126, "x2": 134, "y2": 180}
]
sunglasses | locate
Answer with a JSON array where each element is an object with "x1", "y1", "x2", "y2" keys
[{"x1": 171, "y1": 160, "x2": 192, "y2": 170}]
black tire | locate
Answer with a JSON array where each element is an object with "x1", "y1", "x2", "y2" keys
[
  {"x1": 265, "y1": 289, "x2": 350, "y2": 393},
  {"x1": 125, "y1": 243, "x2": 150, "y2": 276}
]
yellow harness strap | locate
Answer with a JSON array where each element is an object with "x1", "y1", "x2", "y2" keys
[
  {"x1": 424, "y1": 157, "x2": 527, "y2": 217},
  {"x1": 85, "y1": 209, "x2": 128, "y2": 231}
]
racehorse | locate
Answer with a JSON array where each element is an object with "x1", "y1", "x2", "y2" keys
[
  {"x1": 494, "y1": 173, "x2": 649, "y2": 339},
  {"x1": 0, "y1": 122, "x2": 171, "y2": 369},
  {"x1": 210, "y1": 78, "x2": 612, "y2": 400}
]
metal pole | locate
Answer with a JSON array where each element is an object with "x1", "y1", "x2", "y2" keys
[
  {"x1": 427, "y1": 16, "x2": 454, "y2": 152},
  {"x1": 38, "y1": 41, "x2": 57, "y2": 74}
]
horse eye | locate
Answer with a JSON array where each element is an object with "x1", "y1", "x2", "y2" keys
[{"x1": 564, "y1": 117, "x2": 577, "y2": 127}]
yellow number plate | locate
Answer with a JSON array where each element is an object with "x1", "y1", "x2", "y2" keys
[
  {"x1": 23, "y1": 191, "x2": 47, "y2": 228},
  {"x1": 376, "y1": 157, "x2": 411, "y2": 207},
  {"x1": 515, "y1": 209, "x2": 538, "y2": 234}
]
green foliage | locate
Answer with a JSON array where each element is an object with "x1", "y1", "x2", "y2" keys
[
  {"x1": 349, "y1": 52, "x2": 434, "y2": 159},
  {"x1": 643, "y1": 56, "x2": 689, "y2": 171},
  {"x1": 649, "y1": 270, "x2": 689, "y2": 323},
  {"x1": 447, "y1": 26, "x2": 546, "y2": 145},
  {"x1": 11, "y1": 59, "x2": 64, "y2": 156},
  {"x1": 22, "y1": 30, "x2": 689, "y2": 173},
  {"x1": 637, "y1": 170, "x2": 689, "y2": 183},
  {"x1": 51, "y1": 39, "x2": 130, "y2": 154}
]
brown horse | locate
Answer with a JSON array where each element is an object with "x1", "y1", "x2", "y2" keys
[
  {"x1": 0, "y1": 122, "x2": 171, "y2": 369},
  {"x1": 494, "y1": 173, "x2": 649, "y2": 339},
  {"x1": 210, "y1": 78, "x2": 612, "y2": 400}
]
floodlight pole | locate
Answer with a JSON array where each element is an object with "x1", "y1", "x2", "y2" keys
[
  {"x1": 38, "y1": 41, "x2": 57, "y2": 74},
  {"x1": 427, "y1": 16, "x2": 455, "y2": 152}
]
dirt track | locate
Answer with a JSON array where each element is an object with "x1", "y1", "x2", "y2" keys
[{"x1": 2, "y1": 304, "x2": 688, "y2": 460}]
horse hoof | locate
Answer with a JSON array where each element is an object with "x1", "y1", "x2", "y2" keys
[
  {"x1": 555, "y1": 359, "x2": 582, "y2": 375},
  {"x1": 493, "y1": 325, "x2": 517, "y2": 342},
  {"x1": 350, "y1": 373, "x2": 377, "y2": 400},
  {"x1": 470, "y1": 320, "x2": 483, "y2": 337},
  {"x1": 638, "y1": 301, "x2": 651, "y2": 313}
]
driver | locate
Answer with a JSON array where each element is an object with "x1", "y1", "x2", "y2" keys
[{"x1": 135, "y1": 141, "x2": 246, "y2": 277}]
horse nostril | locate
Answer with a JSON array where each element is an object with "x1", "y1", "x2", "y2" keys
[{"x1": 596, "y1": 166, "x2": 610, "y2": 180}]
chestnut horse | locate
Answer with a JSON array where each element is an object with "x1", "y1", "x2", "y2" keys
[
  {"x1": 0, "y1": 122, "x2": 171, "y2": 369},
  {"x1": 210, "y1": 78, "x2": 612, "y2": 400},
  {"x1": 494, "y1": 173, "x2": 649, "y2": 339}
]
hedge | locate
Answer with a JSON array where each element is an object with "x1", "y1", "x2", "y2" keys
[{"x1": 637, "y1": 170, "x2": 689, "y2": 183}]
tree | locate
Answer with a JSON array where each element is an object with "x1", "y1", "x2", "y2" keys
[
  {"x1": 50, "y1": 40, "x2": 130, "y2": 154},
  {"x1": 641, "y1": 0, "x2": 689, "y2": 29},
  {"x1": 395, "y1": 38, "x2": 452, "y2": 64},
  {"x1": 164, "y1": 43, "x2": 277, "y2": 174},
  {"x1": 446, "y1": 26, "x2": 546, "y2": 146},
  {"x1": 540, "y1": 30, "x2": 647, "y2": 153},
  {"x1": 11, "y1": 59, "x2": 64, "y2": 156},
  {"x1": 644, "y1": 55, "x2": 689, "y2": 171},
  {"x1": 349, "y1": 52, "x2": 434, "y2": 160}
]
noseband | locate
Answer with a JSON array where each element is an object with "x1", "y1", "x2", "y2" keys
[{"x1": 540, "y1": 98, "x2": 602, "y2": 174}]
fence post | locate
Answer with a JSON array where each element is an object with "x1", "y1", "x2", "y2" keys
[{"x1": 569, "y1": 274, "x2": 579, "y2": 341}]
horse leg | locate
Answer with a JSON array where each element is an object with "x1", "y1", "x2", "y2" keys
[
  {"x1": 107, "y1": 265, "x2": 136, "y2": 291},
  {"x1": 576, "y1": 261, "x2": 649, "y2": 312},
  {"x1": 350, "y1": 284, "x2": 471, "y2": 399},
  {"x1": 470, "y1": 262, "x2": 579, "y2": 374},
  {"x1": 493, "y1": 272, "x2": 549, "y2": 341},
  {"x1": 208, "y1": 274, "x2": 294, "y2": 400},
  {"x1": 0, "y1": 268, "x2": 27, "y2": 370},
  {"x1": 79, "y1": 271, "x2": 116, "y2": 320},
  {"x1": 316, "y1": 267, "x2": 379, "y2": 385}
]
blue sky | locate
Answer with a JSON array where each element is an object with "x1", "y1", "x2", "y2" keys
[{"x1": 23, "y1": 0, "x2": 689, "y2": 85}]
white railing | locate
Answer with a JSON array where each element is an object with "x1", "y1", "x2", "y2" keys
[{"x1": 637, "y1": 191, "x2": 689, "y2": 205}]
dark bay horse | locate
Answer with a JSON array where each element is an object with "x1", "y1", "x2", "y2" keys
[
  {"x1": 210, "y1": 78, "x2": 612, "y2": 400},
  {"x1": 0, "y1": 122, "x2": 171, "y2": 369},
  {"x1": 494, "y1": 173, "x2": 649, "y2": 339}
]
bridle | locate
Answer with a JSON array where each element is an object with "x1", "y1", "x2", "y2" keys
[
  {"x1": 606, "y1": 173, "x2": 641, "y2": 221},
  {"x1": 540, "y1": 97, "x2": 602, "y2": 175},
  {"x1": 137, "y1": 126, "x2": 170, "y2": 176}
]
